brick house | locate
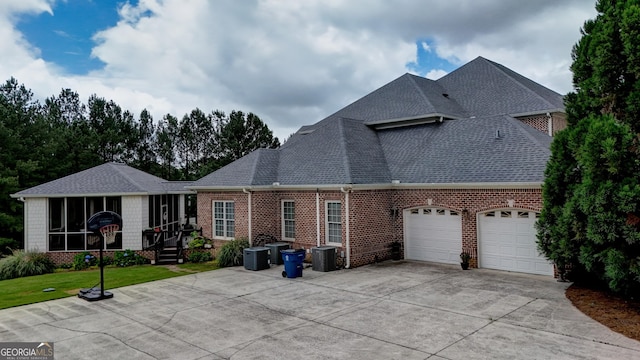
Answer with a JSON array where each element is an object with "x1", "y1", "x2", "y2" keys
[
  {"x1": 190, "y1": 57, "x2": 565, "y2": 275},
  {"x1": 11, "y1": 162, "x2": 193, "y2": 264}
]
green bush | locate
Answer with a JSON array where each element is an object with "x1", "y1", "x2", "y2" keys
[
  {"x1": 73, "y1": 252, "x2": 97, "y2": 270},
  {"x1": 0, "y1": 238, "x2": 19, "y2": 256},
  {"x1": 0, "y1": 250, "x2": 56, "y2": 280},
  {"x1": 113, "y1": 249, "x2": 147, "y2": 267},
  {"x1": 217, "y1": 238, "x2": 249, "y2": 267},
  {"x1": 188, "y1": 237, "x2": 205, "y2": 249},
  {"x1": 188, "y1": 251, "x2": 213, "y2": 263},
  {"x1": 57, "y1": 263, "x2": 73, "y2": 270}
]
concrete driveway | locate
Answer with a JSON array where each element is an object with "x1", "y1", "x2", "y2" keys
[{"x1": 1, "y1": 261, "x2": 639, "y2": 359}]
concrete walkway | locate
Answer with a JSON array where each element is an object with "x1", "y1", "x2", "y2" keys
[{"x1": 1, "y1": 261, "x2": 639, "y2": 359}]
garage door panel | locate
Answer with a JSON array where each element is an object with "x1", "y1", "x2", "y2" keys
[
  {"x1": 479, "y1": 210, "x2": 553, "y2": 276},
  {"x1": 405, "y1": 208, "x2": 461, "y2": 265}
]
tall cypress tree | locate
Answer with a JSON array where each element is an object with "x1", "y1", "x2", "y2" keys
[{"x1": 537, "y1": 0, "x2": 640, "y2": 294}]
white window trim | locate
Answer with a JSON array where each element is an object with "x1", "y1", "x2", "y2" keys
[
  {"x1": 212, "y1": 200, "x2": 235, "y2": 240},
  {"x1": 325, "y1": 200, "x2": 342, "y2": 246},
  {"x1": 281, "y1": 200, "x2": 295, "y2": 242}
]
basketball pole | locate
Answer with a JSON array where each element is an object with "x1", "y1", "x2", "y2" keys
[{"x1": 100, "y1": 234, "x2": 105, "y2": 298}]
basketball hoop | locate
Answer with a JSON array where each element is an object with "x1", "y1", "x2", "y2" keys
[
  {"x1": 87, "y1": 234, "x2": 101, "y2": 246},
  {"x1": 100, "y1": 224, "x2": 119, "y2": 245}
]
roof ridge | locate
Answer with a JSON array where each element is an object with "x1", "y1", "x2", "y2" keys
[
  {"x1": 249, "y1": 149, "x2": 262, "y2": 185},
  {"x1": 109, "y1": 162, "x2": 147, "y2": 192},
  {"x1": 482, "y1": 58, "x2": 557, "y2": 109},
  {"x1": 337, "y1": 117, "x2": 353, "y2": 184},
  {"x1": 406, "y1": 73, "x2": 437, "y2": 111}
]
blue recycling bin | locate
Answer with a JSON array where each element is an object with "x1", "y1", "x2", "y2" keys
[{"x1": 281, "y1": 249, "x2": 305, "y2": 278}]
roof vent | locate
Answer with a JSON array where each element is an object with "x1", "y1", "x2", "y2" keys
[
  {"x1": 495, "y1": 129, "x2": 501, "y2": 139},
  {"x1": 442, "y1": 93, "x2": 449, "y2": 98}
]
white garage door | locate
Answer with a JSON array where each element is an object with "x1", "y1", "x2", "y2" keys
[
  {"x1": 478, "y1": 210, "x2": 553, "y2": 275},
  {"x1": 404, "y1": 208, "x2": 462, "y2": 264}
]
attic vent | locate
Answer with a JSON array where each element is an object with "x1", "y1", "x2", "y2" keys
[{"x1": 442, "y1": 93, "x2": 449, "y2": 98}]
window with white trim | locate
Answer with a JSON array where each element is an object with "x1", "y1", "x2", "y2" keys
[
  {"x1": 213, "y1": 201, "x2": 235, "y2": 239},
  {"x1": 326, "y1": 201, "x2": 342, "y2": 244},
  {"x1": 282, "y1": 200, "x2": 295, "y2": 240}
]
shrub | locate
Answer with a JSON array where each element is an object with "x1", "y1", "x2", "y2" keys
[
  {"x1": 0, "y1": 250, "x2": 56, "y2": 280},
  {"x1": 58, "y1": 263, "x2": 73, "y2": 270},
  {"x1": 73, "y1": 252, "x2": 97, "y2": 270},
  {"x1": 188, "y1": 237, "x2": 205, "y2": 249},
  {"x1": 0, "y1": 238, "x2": 19, "y2": 256},
  {"x1": 186, "y1": 232, "x2": 211, "y2": 249},
  {"x1": 217, "y1": 238, "x2": 249, "y2": 267},
  {"x1": 188, "y1": 251, "x2": 213, "y2": 263},
  {"x1": 113, "y1": 249, "x2": 147, "y2": 267}
]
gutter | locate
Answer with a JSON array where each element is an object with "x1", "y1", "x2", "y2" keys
[
  {"x1": 243, "y1": 188, "x2": 252, "y2": 244},
  {"x1": 187, "y1": 182, "x2": 543, "y2": 192},
  {"x1": 340, "y1": 186, "x2": 351, "y2": 269}
]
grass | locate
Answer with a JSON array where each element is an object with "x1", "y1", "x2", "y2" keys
[{"x1": 0, "y1": 261, "x2": 220, "y2": 310}]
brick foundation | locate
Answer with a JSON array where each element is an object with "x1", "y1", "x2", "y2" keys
[{"x1": 46, "y1": 250, "x2": 156, "y2": 266}]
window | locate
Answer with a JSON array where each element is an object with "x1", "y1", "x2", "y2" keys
[
  {"x1": 326, "y1": 201, "x2": 342, "y2": 244},
  {"x1": 48, "y1": 196, "x2": 122, "y2": 251},
  {"x1": 213, "y1": 201, "x2": 235, "y2": 239},
  {"x1": 282, "y1": 200, "x2": 295, "y2": 240}
]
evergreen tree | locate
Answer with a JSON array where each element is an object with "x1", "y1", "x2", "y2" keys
[{"x1": 537, "y1": 0, "x2": 640, "y2": 294}]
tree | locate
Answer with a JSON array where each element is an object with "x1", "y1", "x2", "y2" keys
[
  {"x1": 216, "y1": 110, "x2": 280, "y2": 167},
  {"x1": 133, "y1": 109, "x2": 157, "y2": 173},
  {"x1": 156, "y1": 114, "x2": 179, "y2": 180},
  {"x1": 537, "y1": 0, "x2": 640, "y2": 294}
]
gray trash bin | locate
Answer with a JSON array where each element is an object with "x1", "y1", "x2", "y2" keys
[{"x1": 312, "y1": 246, "x2": 336, "y2": 272}]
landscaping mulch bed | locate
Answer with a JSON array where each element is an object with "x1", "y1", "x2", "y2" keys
[{"x1": 566, "y1": 284, "x2": 640, "y2": 342}]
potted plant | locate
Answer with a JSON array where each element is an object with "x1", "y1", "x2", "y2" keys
[
  {"x1": 389, "y1": 241, "x2": 401, "y2": 260},
  {"x1": 460, "y1": 251, "x2": 471, "y2": 270}
]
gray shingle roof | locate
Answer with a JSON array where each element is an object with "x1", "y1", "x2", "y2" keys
[
  {"x1": 437, "y1": 57, "x2": 564, "y2": 116},
  {"x1": 13, "y1": 162, "x2": 193, "y2": 197},
  {"x1": 378, "y1": 115, "x2": 551, "y2": 183},
  {"x1": 192, "y1": 57, "x2": 563, "y2": 188}
]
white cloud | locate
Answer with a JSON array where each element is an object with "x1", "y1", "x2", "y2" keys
[
  {"x1": 425, "y1": 69, "x2": 448, "y2": 80},
  {"x1": 0, "y1": 0, "x2": 597, "y2": 140}
]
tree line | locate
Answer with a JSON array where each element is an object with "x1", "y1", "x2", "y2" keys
[{"x1": 0, "y1": 77, "x2": 280, "y2": 246}]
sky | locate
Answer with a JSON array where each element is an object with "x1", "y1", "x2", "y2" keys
[{"x1": 2, "y1": 0, "x2": 597, "y2": 140}]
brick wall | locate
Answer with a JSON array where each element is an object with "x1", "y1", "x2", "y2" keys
[
  {"x1": 393, "y1": 188, "x2": 543, "y2": 268},
  {"x1": 196, "y1": 187, "x2": 543, "y2": 269},
  {"x1": 517, "y1": 112, "x2": 567, "y2": 135}
]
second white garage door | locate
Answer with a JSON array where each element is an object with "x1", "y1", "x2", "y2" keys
[
  {"x1": 478, "y1": 210, "x2": 553, "y2": 276},
  {"x1": 404, "y1": 207, "x2": 462, "y2": 264}
]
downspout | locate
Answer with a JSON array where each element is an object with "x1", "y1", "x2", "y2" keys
[
  {"x1": 243, "y1": 188, "x2": 252, "y2": 245},
  {"x1": 316, "y1": 190, "x2": 321, "y2": 247},
  {"x1": 546, "y1": 112, "x2": 553, "y2": 136},
  {"x1": 340, "y1": 187, "x2": 351, "y2": 269}
]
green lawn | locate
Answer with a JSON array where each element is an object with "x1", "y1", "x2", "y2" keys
[{"x1": 0, "y1": 262, "x2": 219, "y2": 310}]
